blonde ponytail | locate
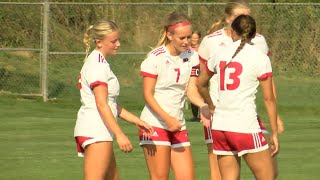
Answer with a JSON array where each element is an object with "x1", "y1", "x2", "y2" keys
[
  {"x1": 207, "y1": 17, "x2": 226, "y2": 35},
  {"x1": 83, "y1": 25, "x2": 93, "y2": 62}
]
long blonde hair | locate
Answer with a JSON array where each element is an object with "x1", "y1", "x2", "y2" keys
[
  {"x1": 207, "y1": 0, "x2": 250, "y2": 35},
  {"x1": 155, "y1": 12, "x2": 191, "y2": 47},
  {"x1": 83, "y1": 20, "x2": 119, "y2": 62}
]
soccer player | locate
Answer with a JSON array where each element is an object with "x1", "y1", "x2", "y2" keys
[
  {"x1": 74, "y1": 20, "x2": 153, "y2": 180},
  {"x1": 139, "y1": 12, "x2": 209, "y2": 180},
  {"x1": 198, "y1": 14, "x2": 279, "y2": 180},
  {"x1": 198, "y1": 0, "x2": 284, "y2": 179}
]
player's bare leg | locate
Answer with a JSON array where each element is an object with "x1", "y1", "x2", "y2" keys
[
  {"x1": 142, "y1": 145, "x2": 171, "y2": 180},
  {"x1": 171, "y1": 146, "x2": 195, "y2": 180},
  {"x1": 84, "y1": 142, "x2": 116, "y2": 180},
  {"x1": 218, "y1": 155, "x2": 241, "y2": 180},
  {"x1": 243, "y1": 149, "x2": 274, "y2": 180},
  {"x1": 104, "y1": 150, "x2": 119, "y2": 180},
  {"x1": 207, "y1": 143, "x2": 221, "y2": 180},
  {"x1": 264, "y1": 134, "x2": 279, "y2": 179}
]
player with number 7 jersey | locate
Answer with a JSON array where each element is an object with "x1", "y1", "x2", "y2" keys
[{"x1": 140, "y1": 45, "x2": 200, "y2": 132}]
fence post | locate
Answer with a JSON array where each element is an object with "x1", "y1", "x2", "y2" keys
[
  {"x1": 185, "y1": 3, "x2": 192, "y2": 110},
  {"x1": 187, "y1": 3, "x2": 192, "y2": 18},
  {"x1": 41, "y1": 0, "x2": 49, "y2": 102}
]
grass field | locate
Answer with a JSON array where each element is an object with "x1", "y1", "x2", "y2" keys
[{"x1": 0, "y1": 77, "x2": 319, "y2": 180}]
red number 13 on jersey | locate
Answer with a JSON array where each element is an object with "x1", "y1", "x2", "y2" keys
[{"x1": 219, "y1": 61, "x2": 242, "y2": 90}]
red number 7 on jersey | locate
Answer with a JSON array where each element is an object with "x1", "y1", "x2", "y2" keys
[{"x1": 174, "y1": 68, "x2": 180, "y2": 83}]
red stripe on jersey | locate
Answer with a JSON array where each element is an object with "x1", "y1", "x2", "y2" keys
[
  {"x1": 205, "y1": 63, "x2": 215, "y2": 76},
  {"x1": 258, "y1": 72, "x2": 273, "y2": 80},
  {"x1": 155, "y1": 51, "x2": 165, "y2": 56},
  {"x1": 199, "y1": 55, "x2": 207, "y2": 63},
  {"x1": 90, "y1": 81, "x2": 108, "y2": 89},
  {"x1": 141, "y1": 71, "x2": 158, "y2": 78},
  {"x1": 191, "y1": 64, "x2": 200, "y2": 77},
  {"x1": 152, "y1": 47, "x2": 165, "y2": 54},
  {"x1": 207, "y1": 31, "x2": 223, "y2": 38}
]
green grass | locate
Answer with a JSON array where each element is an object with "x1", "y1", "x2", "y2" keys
[{"x1": 0, "y1": 77, "x2": 320, "y2": 180}]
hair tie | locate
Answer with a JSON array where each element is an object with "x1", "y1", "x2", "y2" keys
[{"x1": 167, "y1": 21, "x2": 191, "y2": 31}]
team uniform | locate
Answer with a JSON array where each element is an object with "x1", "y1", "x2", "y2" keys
[
  {"x1": 206, "y1": 40, "x2": 272, "y2": 156},
  {"x1": 74, "y1": 49, "x2": 120, "y2": 157},
  {"x1": 198, "y1": 28, "x2": 270, "y2": 143},
  {"x1": 139, "y1": 45, "x2": 199, "y2": 148}
]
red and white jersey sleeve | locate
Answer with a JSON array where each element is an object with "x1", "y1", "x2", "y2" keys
[
  {"x1": 252, "y1": 33, "x2": 270, "y2": 56},
  {"x1": 211, "y1": 41, "x2": 272, "y2": 133},
  {"x1": 75, "y1": 50, "x2": 120, "y2": 138},
  {"x1": 198, "y1": 29, "x2": 231, "y2": 62},
  {"x1": 140, "y1": 45, "x2": 199, "y2": 130}
]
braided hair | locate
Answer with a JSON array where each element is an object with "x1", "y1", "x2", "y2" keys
[{"x1": 224, "y1": 14, "x2": 256, "y2": 69}]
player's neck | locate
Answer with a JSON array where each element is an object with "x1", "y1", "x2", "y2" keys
[
  {"x1": 166, "y1": 44, "x2": 180, "y2": 56},
  {"x1": 224, "y1": 27, "x2": 232, "y2": 37}
]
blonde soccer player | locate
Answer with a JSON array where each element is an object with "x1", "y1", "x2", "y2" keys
[
  {"x1": 198, "y1": 14, "x2": 279, "y2": 180},
  {"x1": 139, "y1": 12, "x2": 210, "y2": 180},
  {"x1": 74, "y1": 20, "x2": 153, "y2": 180},
  {"x1": 198, "y1": 0, "x2": 284, "y2": 179}
]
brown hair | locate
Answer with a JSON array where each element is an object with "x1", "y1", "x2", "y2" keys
[
  {"x1": 225, "y1": 14, "x2": 256, "y2": 69},
  {"x1": 192, "y1": 31, "x2": 202, "y2": 39},
  {"x1": 156, "y1": 12, "x2": 191, "y2": 47},
  {"x1": 207, "y1": 0, "x2": 250, "y2": 35},
  {"x1": 83, "y1": 20, "x2": 119, "y2": 62}
]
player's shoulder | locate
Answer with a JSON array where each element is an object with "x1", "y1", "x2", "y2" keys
[
  {"x1": 206, "y1": 29, "x2": 224, "y2": 39},
  {"x1": 248, "y1": 44, "x2": 269, "y2": 59},
  {"x1": 148, "y1": 46, "x2": 167, "y2": 58},
  {"x1": 252, "y1": 33, "x2": 267, "y2": 42}
]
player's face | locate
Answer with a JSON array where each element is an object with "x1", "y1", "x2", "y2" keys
[
  {"x1": 96, "y1": 31, "x2": 121, "y2": 57},
  {"x1": 191, "y1": 33, "x2": 200, "y2": 46},
  {"x1": 167, "y1": 25, "x2": 192, "y2": 55},
  {"x1": 226, "y1": 8, "x2": 251, "y2": 26}
]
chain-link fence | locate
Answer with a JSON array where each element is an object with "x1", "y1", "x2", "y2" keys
[{"x1": 0, "y1": 2, "x2": 319, "y2": 102}]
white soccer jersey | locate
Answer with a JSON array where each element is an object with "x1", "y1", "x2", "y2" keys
[
  {"x1": 206, "y1": 40, "x2": 272, "y2": 133},
  {"x1": 198, "y1": 28, "x2": 270, "y2": 104},
  {"x1": 74, "y1": 50, "x2": 120, "y2": 138},
  {"x1": 140, "y1": 45, "x2": 199, "y2": 130}
]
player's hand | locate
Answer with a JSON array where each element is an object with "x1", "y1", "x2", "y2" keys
[
  {"x1": 277, "y1": 115, "x2": 284, "y2": 134},
  {"x1": 136, "y1": 120, "x2": 154, "y2": 138},
  {"x1": 115, "y1": 133, "x2": 133, "y2": 153},
  {"x1": 270, "y1": 133, "x2": 279, "y2": 157},
  {"x1": 199, "y1": 104, "x2": 212, "y2": 128},
  {"x1": 166, "y1": 116, "x2": 182, "y2": 132}
]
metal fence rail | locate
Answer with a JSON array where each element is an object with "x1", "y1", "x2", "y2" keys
[{"x1": 0, "y1": 2, "x2": 319, "y2": 101}]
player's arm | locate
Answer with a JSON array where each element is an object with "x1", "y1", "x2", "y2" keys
[
  {"x1": 271, "y1": 77, "x2": 284, "y2": 134},
  {"x1": 143, "y1": 76, "x2": 181, "y2": 132},
  {"x1": 116, "y1": 104, "x2": 153, "y2": 136},
  {"x1": 93, "y1": 85, "x2": 132, "y2": 153},
  {"x1": 197, "y1": 60, "x2": 215, "y2": 112},
  {"x1": 260, "y1": 77, "x2": 279, "y2": 156},
  {"x1": 187, "y1": 76, "x2": 207, "y2": 108},
  {"x1": 187, "y1": 76, "x2": 211, "y2": 126}
]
